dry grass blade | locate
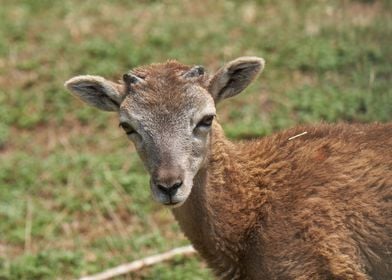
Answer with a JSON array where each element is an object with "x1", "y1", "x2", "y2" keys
[{"x1": 288, "y1": 131, "x2": 308, "y2": 140}]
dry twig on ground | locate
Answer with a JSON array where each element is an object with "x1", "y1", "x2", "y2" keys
[{"x1": 78, "y1": 245, "x2": 196, "y2": 280}]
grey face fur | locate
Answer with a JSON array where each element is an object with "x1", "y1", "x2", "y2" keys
[
  {"x1": 65, "y1": 57, "x2": 264, "y2": 207},
  {"x1": 119, "y1": 83, "x2": 216, "y2": 206}
]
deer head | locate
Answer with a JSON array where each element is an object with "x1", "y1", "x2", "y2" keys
[{"x1": 65, "y1": 57, "x2": 264, "y2": 207}]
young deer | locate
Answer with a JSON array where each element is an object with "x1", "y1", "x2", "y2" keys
[{"x1": 65, "y1": 57, "x2": 392, "y2": 279}]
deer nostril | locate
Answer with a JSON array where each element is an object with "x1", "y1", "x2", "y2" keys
[
  {"x1": 172, "y1": 181, "x2": 182, "y2": 190},
  {"x1": 157, "y1": 184, "x2": 169, "y2": 194}
]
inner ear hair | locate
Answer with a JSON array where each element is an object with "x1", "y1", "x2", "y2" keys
[
  {"x1": 209, "y1": 56, "x2": 265, "y2": 102},
  {"x1": 64, "y1": 75, "x2": 123, "y2": 112}
]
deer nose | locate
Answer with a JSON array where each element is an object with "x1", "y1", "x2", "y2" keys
[
  {"x1": 153, "y1": 167, "x2": 184, "y2": 197},
  {"x1": 156, "y1": 180, "x2": 183, "y2": 196}
]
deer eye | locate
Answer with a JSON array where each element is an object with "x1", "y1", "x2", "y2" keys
[
  {"x1": 119, "y1": 122, "x2": 135, "y2": 135},
  {"x1": 196, "y1": 115, "x2": 215, "y2": 129}
]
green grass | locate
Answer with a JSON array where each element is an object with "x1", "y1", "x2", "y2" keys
[{"x1": 0, "y1": 0, "x2": 391, "y2": 279}]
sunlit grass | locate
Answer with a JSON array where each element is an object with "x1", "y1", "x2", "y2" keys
[{"x1": 0, "y1": 0, "x2": 391, "y2": 279}]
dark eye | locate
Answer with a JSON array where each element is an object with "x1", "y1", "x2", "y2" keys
[
  {"x1": 196, "y1": 115, "x2": 214, "y2": 128},
  {"x1": 119, "y1": 122, "x2": 135, "y2": 135}
]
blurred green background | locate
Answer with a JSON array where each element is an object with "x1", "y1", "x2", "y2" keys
[{"x1": 0, "y1": 0, "x2": 391, "y2": 279}]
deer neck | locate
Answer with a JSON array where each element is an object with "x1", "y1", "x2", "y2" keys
[{"x1": 171, "y1": 121, "x2": 247, "y2": 267}]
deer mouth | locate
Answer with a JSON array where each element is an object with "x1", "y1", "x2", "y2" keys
[{"x1": 163, "y1": 201, "x2": 183, "y2": 208}]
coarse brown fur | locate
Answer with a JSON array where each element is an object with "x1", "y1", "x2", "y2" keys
[
  {"x1": 65, "y1": 58, "x2": 392, "y2": 279},
  {"x1": 173, "y1": 121, "x2": 392, "y2": 279}
]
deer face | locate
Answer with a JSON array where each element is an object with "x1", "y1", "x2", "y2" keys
[
  {"x1": 65, "y1": 57, "x2": 264, "y2": 207},
  {"x1": 118, "y1": 71, "x2": 216, "y2": 206}
]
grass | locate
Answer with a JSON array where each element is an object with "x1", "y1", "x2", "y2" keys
[{"x1": 0, "y1": 0, "x2": 391, "y2": 279}]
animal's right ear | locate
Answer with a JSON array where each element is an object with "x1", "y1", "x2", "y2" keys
[
  {"x1": 64, "y1": 75, "x2": 124, "y2": 112},
  {"x1": 208, "y1": 56, "x2": 265, "y2": 103}
]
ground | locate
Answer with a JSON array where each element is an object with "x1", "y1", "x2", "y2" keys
[{"x1": 0, "y1": 0, "x2": 391, "y2": 279}]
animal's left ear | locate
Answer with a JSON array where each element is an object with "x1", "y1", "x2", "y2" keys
[{"x1": 208, "y1": 56, "x2": 265, "y2": 103}]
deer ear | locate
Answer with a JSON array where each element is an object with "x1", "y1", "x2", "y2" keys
[
  {"x1": 208, "y1": 57, "x2": 265, "y2": 103},
  {"x1": 64, "y1": 75, "x2": 124, "y2": 112}
]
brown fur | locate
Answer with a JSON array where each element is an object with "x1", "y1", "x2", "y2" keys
[
  {"x1": 66, "y1": 59, "x2": 392, "y2": 279},
  {"x1": 121, "y1": 61, "x2": 210, "y2": 112},
  {"x1": 173, "y1": 121, "x2": 392, "y2": 279}
]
